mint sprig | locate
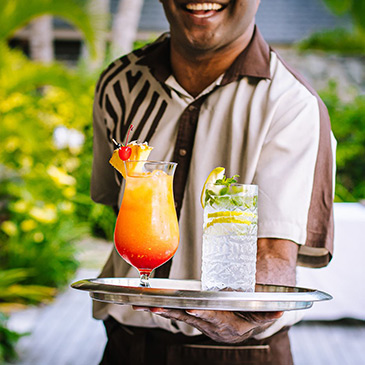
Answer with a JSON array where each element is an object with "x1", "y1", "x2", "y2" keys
[
  {"x1": 205, "y1": 174, "x2": 241, "y2": 207},
  {"x1": 214, "y1": 174, "x2": 239, "y2": 187}
]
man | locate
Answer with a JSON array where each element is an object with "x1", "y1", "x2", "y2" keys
[{"x1": 91, "y1": 0, "x2": 335, "y2": 363}]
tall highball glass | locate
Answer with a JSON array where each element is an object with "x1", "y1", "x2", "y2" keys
[{"x1": 202, "y1": 183, "x2": 258, "y2": 292}]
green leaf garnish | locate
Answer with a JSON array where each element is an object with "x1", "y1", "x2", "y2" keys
[
  {"x1": 215, "y1": 174, "x2": 239, "y2": 187},
  {"x1": 204, "y1": 174, "x2": 243, "y2": 208}
]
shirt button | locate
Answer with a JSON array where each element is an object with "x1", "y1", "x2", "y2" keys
[
  {"x1": 188, "y1": 105, "x2": 196, "y2": 112},
  {"x1": 175, "y1": 202, "x2": 178, "y2": 208},
  {"x1": 179, "y1": 148, "x2": 187, "y2": 157}
]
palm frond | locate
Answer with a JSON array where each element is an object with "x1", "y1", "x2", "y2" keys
[
  {"x1": 0, "y1": 268, "x2": 32, "y2": 288},
  {"x1": 0, "y1": 285, "x2": 56, "y2": 303},
  {"x1": 0, "y1": 0, "x2": 108, "y2": 56},
  {"x1": 0, "y1": 269, "x2": 56, "y2": 309}
]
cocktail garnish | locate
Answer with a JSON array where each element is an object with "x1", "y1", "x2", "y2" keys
[
  {"x1": 215, "y1": 174, "x2": 239, "y2": 186},
  {"x1": 109, "y1": 134, "x2": 154, "y2": 178},
  {"x1": 118, "y1": 124, "x2": 134, "y2": 161},
  {"x1": 200, "y1": 167, "x2": 225, "y2": 208}
]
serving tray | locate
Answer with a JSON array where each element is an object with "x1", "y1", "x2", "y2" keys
[{"x1": 71, "y1": 278, "x2": 332, "y2": 312}]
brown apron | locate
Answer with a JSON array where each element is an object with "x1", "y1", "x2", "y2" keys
[{"x1": 100, "y1": 316, "x2": 293, "y2": 365}]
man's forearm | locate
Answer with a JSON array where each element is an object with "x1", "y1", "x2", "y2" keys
[{"x1": 256, "y1": 238, "x2": 298, "y2": 286}]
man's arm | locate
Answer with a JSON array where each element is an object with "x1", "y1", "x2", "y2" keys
[
  {"x1": 256, "y1": 238, "x2": 298, "y2": 286},
  {"x1": 134, "y1": 238, "x2": 298, "y2": 343}
]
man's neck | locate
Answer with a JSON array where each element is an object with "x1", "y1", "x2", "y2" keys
[{"x1": 170, "y1": 23, "x2": 255, "y2": 98}]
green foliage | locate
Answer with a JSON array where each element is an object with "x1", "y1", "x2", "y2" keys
[
  {"x1": 0, "y1": 45, "x2": 109, "y2": 287},
  {"x1": 298, "y1": 0, "x2": 365, "y2": 54},
  {"x1": 0, "y1": 269, "x2": 55, "y2": 313},
  {"x1": 322, "y1": 0, "x2": 365, "y2": 33},
  {"x1": 0, "y1": 0, "x2": 106, "y2": 56},
  {"x1": 215, "y1": 175, "x2": 239, "y2": 187},
  {"x1": 319, "y1": 81, "x2": 365, "y2": 201},
  {"x1": 0, "y1": 312, "x2": 26, "y2": 363},
  {"x1": 323, "y1": 0, "x2": 353, "y2": 14},
  {"x1": 297, "y1": 28, "x2": 365, "y2": 55},
  {"x1": 0, "y1": 0, "x2": 115, "y2": 359}
]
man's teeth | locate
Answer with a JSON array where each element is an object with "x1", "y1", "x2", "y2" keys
[{"x1": 186, "y1": 3, "x2": 223, "y2": 11}]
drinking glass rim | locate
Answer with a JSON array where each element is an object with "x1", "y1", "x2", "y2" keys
[
  {"x1": 124, "y1": 160, "x2": 177, "y2": 166},
  {"x1": 206, "y1": 183, "x2": 258, "y2": 188}
]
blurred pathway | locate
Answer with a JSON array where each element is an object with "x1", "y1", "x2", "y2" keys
[{"x1": 9, "y1": 268, "x2": 107, "y2": 365}]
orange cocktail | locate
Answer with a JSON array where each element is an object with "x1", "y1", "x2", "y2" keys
[{"x1": 114, "y1": 161, "x2": 179, "y2": 286}]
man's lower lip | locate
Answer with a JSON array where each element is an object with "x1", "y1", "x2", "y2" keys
[{"x1": 189, "y1": 10, "x2": 217, "y2": 18}]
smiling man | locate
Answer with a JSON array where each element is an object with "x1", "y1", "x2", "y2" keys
[{"x1": 91, "y1": 1, "x2": 335, "y2": 364}]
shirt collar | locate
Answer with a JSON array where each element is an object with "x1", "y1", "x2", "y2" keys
[
  {"x1": 136, "y1": 26, "x2": 271, "y2": 86},
  {"x1": 221, "y1": 27, "x2": 271, "y2": 85}
]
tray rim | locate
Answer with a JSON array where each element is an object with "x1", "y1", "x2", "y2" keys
[{"x1": 71, "y1": 277, "x2": 332, "y2": 311}]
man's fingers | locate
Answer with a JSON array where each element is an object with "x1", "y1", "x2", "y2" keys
[
  {"x1": 234, "y1": 311, "x2": 283, "y2": 324},
  {"x1": 185, "y1": 309, "x2": 225, "y2": 325},
  {"x1": 149, "y1": 308, "x2": 219, "y2": 331}
]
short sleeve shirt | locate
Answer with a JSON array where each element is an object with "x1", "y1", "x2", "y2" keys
[{"x1": 91, "y1": 27, "x2": 335, "y2": 334}]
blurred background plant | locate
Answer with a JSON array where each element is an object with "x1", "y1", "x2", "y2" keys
[
  {"x1": 298, "y1": 0, "x2": 365, "y2": 54},
  {"x1": 0, "y1": 0, "x2": 115, "y2": 362},
  {"x1": 319, "y1": 82, "x2": 365, "y2": 202},
  {"x1": 296, "y1": 0, "x2": 365, "y2": 202}
]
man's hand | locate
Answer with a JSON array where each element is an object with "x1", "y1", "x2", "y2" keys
[
  {"x1": 134, "y1": 307, "x2": 283, "y2": 343},
  {"x1": 134, "y1": 238, "x2": 298, "y2": 343}
]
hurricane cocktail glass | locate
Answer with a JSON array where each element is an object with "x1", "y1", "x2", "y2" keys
[{"x1": 114, "y1": 161, "x2": 179, "y2": 287}]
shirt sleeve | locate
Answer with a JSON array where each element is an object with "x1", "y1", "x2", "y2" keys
[
  {"x1": 254, "y1": 90, "x2": 335, "y2": 268},
  {"x1": 90, "y1": 87, "x2": 121, "y2": 206}
]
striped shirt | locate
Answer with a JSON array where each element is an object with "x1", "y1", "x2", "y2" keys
[{"x1": 91, "y1": 27, "x2": 335, "y2": 336}]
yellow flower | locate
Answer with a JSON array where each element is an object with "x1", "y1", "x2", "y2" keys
[
  {"x1": 30, "y1": 205, "x2": 57, "y2": 224},
  {"x1": 33, "y1": 232, "x2": 44, "y2": 243},
  {"x1": 12, "y1": 200, "x2": 28, "y2": 213},
  {"x1": 64, "y1": 158, "x2": 80, "y2": 172},
  {"x1": 58, "y1": 103, "x2": 74, "y2": 120},
  {"x1": 59, "y1": 201, "x2": 75, "y2": 214},
  {"x1": 20, "y1": 156, "x2": 33, "y2": 170},
  {"x1": 47, "y1": 166, "x2": 76, "y2": 186},
  {"x1": 63, "y1": 186, "x2": 76, "y2": 198},
  {"x1": 0, "y1": 93, "x2": 27, "y2": 112},
  {"x1": 4, "y1": 136, "x2": 21, "y2": 152},
  {"x1": 1, "y1": 221, "x2": 18, "y2": 236},
  {"x1": 20, "y1": 219, "x2": 37, "y2": 232}
]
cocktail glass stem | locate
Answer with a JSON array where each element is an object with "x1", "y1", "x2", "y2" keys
[{"x1": 139, "y1": 270, "x2": 151, "y2": 287}]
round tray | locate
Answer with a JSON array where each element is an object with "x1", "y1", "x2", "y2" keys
[{"x1": 71, "y1": 278, "x2": 332, "y2": 312}]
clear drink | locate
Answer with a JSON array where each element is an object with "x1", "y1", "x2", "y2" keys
[{"x1": 201, "y1": 183, "x2": 258, "y2": 292}]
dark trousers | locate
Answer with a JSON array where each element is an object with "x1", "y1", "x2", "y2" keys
[{"x1": 99, "y1": 316, "x2": 294, "y2": 365}]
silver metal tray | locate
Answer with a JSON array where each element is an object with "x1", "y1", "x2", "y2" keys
[{"x1": 71, "y1": 278, "x2": 332, "y2": 312}]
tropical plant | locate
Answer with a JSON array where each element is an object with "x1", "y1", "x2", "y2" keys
[
  {"x1": 322, "y1": 0, "x2": 365, "y2": 34},
  {"x1": 298, "y1": 0, "x2": 365, "y2": 54},
  {"x1": 0, "y1": 312, "x2": 25, "y2": 363},
  {"x1": 298, "y1": 28, "x2": 365, "y2": 55},
  {"x1": 319, "y1": 81, "x2": 365, "y2": 202},
  {"x1": 0, "y1": 45, "x2": 102, "y2": 287},
  {"x1": 0, "y1": 0, "x2": 102, "y2": 54},
  {"x1": 0, "y1": 269, "x2": 55, "y2": 313},
  {"x1": 0, "y1": 1, "x2": 110, "y2": 359}
]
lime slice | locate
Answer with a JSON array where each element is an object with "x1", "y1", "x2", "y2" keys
[{"x1": 200, "y1": 167, "x2": 225, "y2": 208}]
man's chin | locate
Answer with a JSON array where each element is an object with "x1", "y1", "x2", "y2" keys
[{"x1": 182, "y1": 33, "x2": 221, "y2": 53}]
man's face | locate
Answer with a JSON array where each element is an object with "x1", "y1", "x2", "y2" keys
[{"x1": 160, "y1": 0, "x2": 260, "y2": 53}]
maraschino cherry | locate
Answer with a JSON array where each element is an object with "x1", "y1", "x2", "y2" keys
[{"x1": 114, "y1": 124, "x2": 134, "y2": 161}]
